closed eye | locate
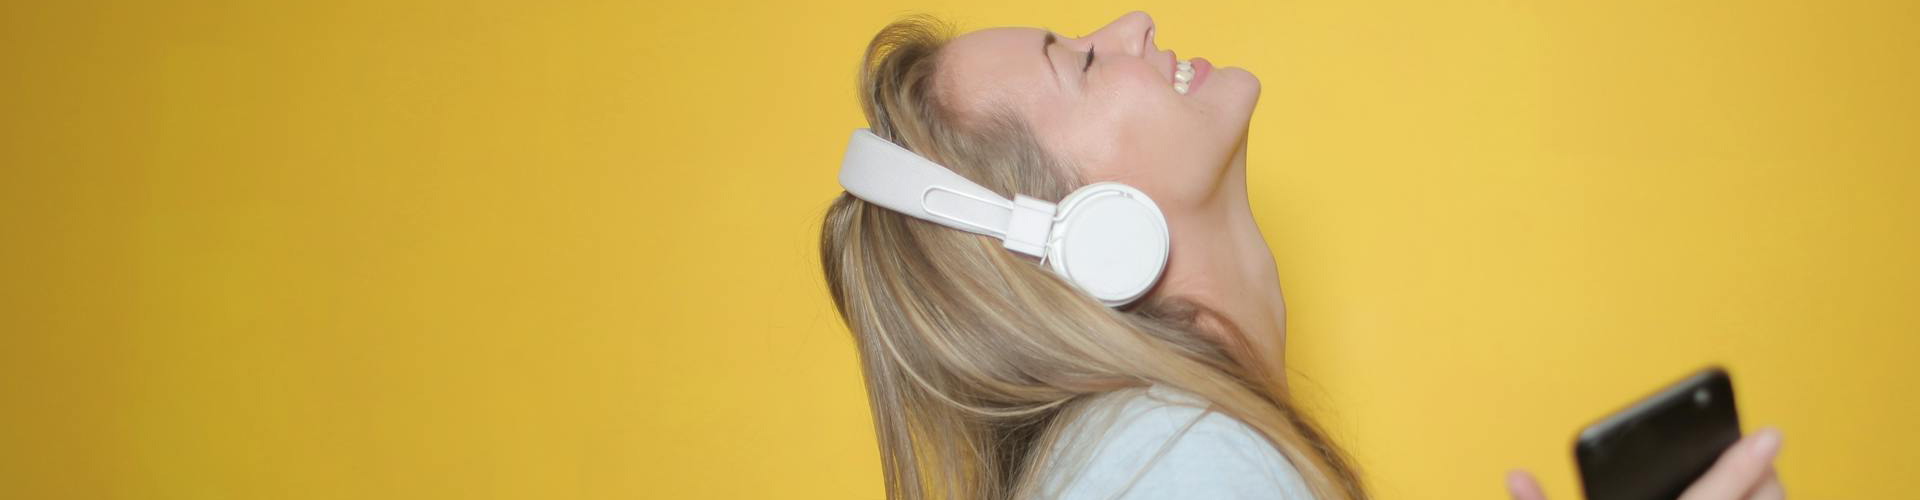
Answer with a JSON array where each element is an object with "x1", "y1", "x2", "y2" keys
[{"x1": 1083, "y1": 44, "x2": 1095, "y2": 72}]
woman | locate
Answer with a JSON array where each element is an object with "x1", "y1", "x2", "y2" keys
[{"x1": 819, "y1": 12, "x2": 1785, "y2": 500}]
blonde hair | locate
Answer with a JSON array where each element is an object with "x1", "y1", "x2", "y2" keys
[{"x1": 820, "y1": 15, "x2": 1367, "y2": 500}]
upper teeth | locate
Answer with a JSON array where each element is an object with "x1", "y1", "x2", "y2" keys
[{"x1": 1174, "y1": 60, "x2": 1194, "y2": 94}]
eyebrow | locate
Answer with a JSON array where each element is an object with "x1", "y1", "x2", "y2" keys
[{"x1": 1041, "y1": 32, "x2": 1060, "y2": 87}]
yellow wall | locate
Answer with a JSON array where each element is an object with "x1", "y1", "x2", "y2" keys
[{"x1": 2, "y1": 0, "x2": 1914, "y2": 498}]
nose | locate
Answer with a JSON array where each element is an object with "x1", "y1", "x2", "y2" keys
[{"x1": 1082, "y1": 11, "x2": 1156, "y2": 57}]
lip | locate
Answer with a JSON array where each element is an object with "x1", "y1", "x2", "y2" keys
[
  {"x1": 1188, "y1": 57, "x2": 1212, "y2": 93},
  {"x1": 1166, "y1": 50, "x2": 1179, "y2": 82}
]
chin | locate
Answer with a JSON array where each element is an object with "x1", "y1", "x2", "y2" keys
[
  {"x1": 1204, "y1": 67, "x2": 1260, "y2": 136},
  {"x1": 1227, "y1": 66, "x2": 1260, "y2": 91},
  {"x1": 1223, "y1": 67, "x2": 1260, "y2": 110}
]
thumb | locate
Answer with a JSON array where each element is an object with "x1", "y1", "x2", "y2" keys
[
  {"x1": 1507, "y1": 469, "x2": 1548, "y2": 500},
  {"x1": 1679, "y1": 428, "x2": 1783, "y2": 500}
]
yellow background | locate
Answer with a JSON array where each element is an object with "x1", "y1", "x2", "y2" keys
[{"x1": 2, "y1": 0, "x2": 1914, "y2": 498}]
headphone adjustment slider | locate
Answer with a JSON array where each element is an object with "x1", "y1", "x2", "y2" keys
[{"x1": 1001, "y1": 194, "x2": 1057, "y2": 257}]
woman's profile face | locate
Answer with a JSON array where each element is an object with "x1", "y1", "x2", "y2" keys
[{"x1": 939, "y1": 11, "x2": 1261, "y2": 210}]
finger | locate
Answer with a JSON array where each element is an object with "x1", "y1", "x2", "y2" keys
[
  {"x1": 1679, "y1": 427, "x2": 1783, "y2": 500},
  {"x1": 1506, "y1": 469, "x2": 1548, "y2": 500},
  {"x1": 1744, "y1": 467, "x2": 1784, "y2": 500}
]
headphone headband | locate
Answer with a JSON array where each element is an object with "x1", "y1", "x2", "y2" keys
[
  {"x1": 838, "y1": 129, "x2": 1054, "y2": 256},
  {"x1": 837, "y1": 128, "x2": 1169, "y2": 306}
]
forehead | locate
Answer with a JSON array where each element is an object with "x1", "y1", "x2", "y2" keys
[{"x1": 939, "y1": 27, "x2": 1056, "y2": 120}]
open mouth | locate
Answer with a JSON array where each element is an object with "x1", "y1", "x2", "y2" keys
[{"x1": 1174, "y1": 57, "x2": 1212, "y2": 95}]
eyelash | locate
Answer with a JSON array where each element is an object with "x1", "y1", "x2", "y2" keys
[{"x1": 1083, "y1": 44, "x2": 1096, "y2": 72}]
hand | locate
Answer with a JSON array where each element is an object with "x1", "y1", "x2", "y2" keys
[{"x1": 1506, "y1": 427, "x2": 1785, "y2": 500}]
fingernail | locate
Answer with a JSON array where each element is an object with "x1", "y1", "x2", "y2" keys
[{"x1": 1749, "y1": 427, "x2": 1782, "y2": 457}]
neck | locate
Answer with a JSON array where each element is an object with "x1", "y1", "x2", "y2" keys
[{"x1": 1157, "y1": 141, "x2": 1289, "y2": 377}]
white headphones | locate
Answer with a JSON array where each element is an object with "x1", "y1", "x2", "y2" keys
[{"x1": 838, "y1": 128, "x2": 1171, "y2": 307}]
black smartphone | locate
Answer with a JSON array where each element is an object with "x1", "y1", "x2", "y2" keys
[{"x1": 1574, "y1": 366, "x2": 1743, "y2": 500}]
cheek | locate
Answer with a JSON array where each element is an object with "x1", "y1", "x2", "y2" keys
[
  {"x1": 1049, "y1": 69, "x2": 1244, "y2": 209},
  {"x1": 1110, "y1": 138, "x2": 1227, "y2": 213},
  {"x1": 1079, "y1": 79, "x2": 1230, "y2": 209}
]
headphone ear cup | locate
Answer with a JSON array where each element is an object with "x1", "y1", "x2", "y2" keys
[{"x1": 1047, "y1": 182, "x2": 1171, "y2": 307}]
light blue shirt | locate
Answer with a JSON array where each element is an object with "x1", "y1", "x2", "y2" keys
[{"x1": 1039, "y1": 385, "x2": 1316, "y2": 499}]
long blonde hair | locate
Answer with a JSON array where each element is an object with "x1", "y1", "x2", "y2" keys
[{"x1": 820, "y1": 15, "x2": 1367, "y2": 500}]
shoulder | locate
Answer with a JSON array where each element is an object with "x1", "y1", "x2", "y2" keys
[{"x1": 1038, "y1": 386, "x2": 1316, "y2": 500}]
